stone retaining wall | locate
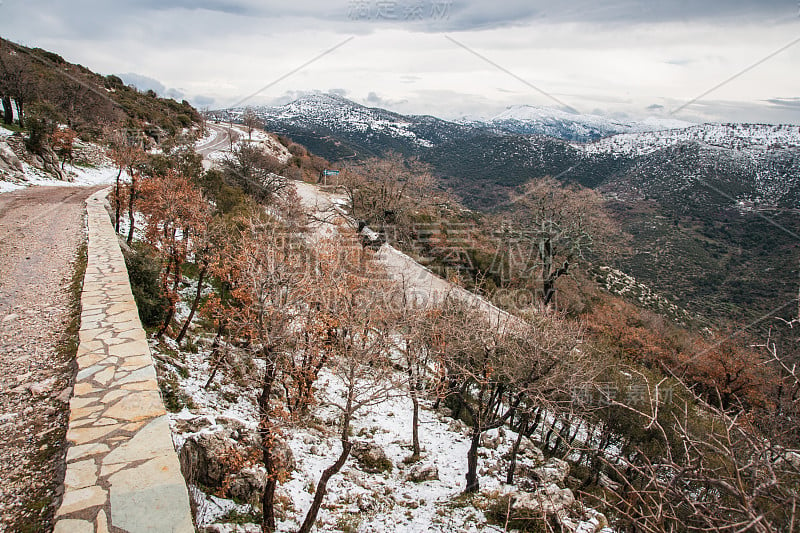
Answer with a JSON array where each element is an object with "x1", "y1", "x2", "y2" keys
[{"x1": 54, "y1": 189, "x2": 193, "y2": 533}]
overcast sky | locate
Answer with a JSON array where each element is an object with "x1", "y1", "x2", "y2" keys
[{"x1": 1, "y1": 0, "x2": 799, "y2": 123}]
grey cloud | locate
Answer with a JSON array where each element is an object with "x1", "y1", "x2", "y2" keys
[
  {"x1": 117, "y1": 73, "x2": 183, "y2": 100},
  {"x1": 117, "y1": 73, "x2": 166, "y2": 94},
  {"x1": 767, "y1": 97, "x2": 800, "y2": 109},
  {"x1": 363, "y1": 92, "x2": 407, "y2": 108},
  {"x1": 1, "y1": 0, "x2": 795, "y2": 46},
  {"x1": 191, "y1": 95, "x2": 217, "y2": 108},
  {"x1": 669, "y1": 98, "x2": 800, "y2": 124}
]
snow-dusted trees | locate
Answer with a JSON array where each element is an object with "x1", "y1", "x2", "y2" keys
[
  {"x1": 108, "y1": 129, "x2": 146, "y2": 234},
  {"x1": 392, "y1": 288, "x2": 435, "y2": 459},
  {"x1": 138, "y1": 169, "x2": 211, "y2": 338},
  {"x1": 241, "y1": 107, "x2": 261, "y2": 141},
  {"x1": 211, "y1": 212, "x2": 309, "y2": 533},
  {"x1": 340, "y1": 152, "x2": 441, "y2": 242},
  {"x1": 428, "y1": 300, "x2": 584, "y2": 493},
  {"x1": 221, "y1": 144, "x2": 287, "y2": 204},
  {"x1": 297, "y1": 240, "x2": 397, "y2": 533}
]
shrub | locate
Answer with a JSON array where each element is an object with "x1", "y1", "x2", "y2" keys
[{"x1": 122, "y1": 242, "x2": 169, "y2": 328}]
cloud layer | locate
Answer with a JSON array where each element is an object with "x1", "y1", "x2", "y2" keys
[{"x1": 0, "y1": 0, "x2": 798, "y2": 123}]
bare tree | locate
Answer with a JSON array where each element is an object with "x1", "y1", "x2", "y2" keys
[
  {"x1": 579, "y1": 359, "x2": 799, "y2": 533},
  {"x1": 221, "y1": 144, "x2": 287, "y2": 204},
  {"x1": 501, "y1": 176, "x2": 619, "y2": 306},
  {"x1": 241, "y1": 106, "x2": 261, "y2": 141},
  {"x1": 340, "y1": 152, "x2": 442, "y2": 242},
  {"x1": 298, "y1": 240, "x2": 398, "y2": 533},
  {"x1": 108, "y1": 128, "x2": 146, "y2": 233},
  {"x1": 214, "y1": 213, "x2": 310, "y2": 533},
  {"x1": 428, "y1": 299, "x2": 583, "y2": 493}
]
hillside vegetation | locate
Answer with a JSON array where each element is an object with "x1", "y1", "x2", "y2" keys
[
  {"x1": 0, "y1": 38, "x2": 200, "y2": 138},
  {"x1": 105, "y1": 117, "x2": 799, "y2": 532}
]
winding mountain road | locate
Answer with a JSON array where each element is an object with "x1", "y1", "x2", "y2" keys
[{"x1": 195, "y1": 122, "x2": 232, "y2": 158}]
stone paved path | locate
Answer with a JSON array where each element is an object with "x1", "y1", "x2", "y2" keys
[{"x1": 54, "y1": 189, "x2": 193, "y2": 532}]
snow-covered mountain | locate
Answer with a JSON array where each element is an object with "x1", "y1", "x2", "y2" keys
[
  {"x1": 578, "y1": 123, "x2": 800, "y2": 156},
  {"x1": 226, "y1": 93, "x2": 459, "y2": 149},
  {"x1": 481, "y1": 105, "x2": 694, "y2": 142}
]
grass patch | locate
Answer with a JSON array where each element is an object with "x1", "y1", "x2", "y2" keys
[
  {"x1": 159, "y1": 371, "x2": 196, "y2": 412},
  {"x1": 479, "y1": 490, "x2": 554, "y2": 533},
  {"x1": 219, "y1": 508, "x2": 262, "y2": 525}
]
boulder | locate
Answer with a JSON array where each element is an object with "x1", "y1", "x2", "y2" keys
[
  {"x1": 180, "y1": 429, "x2": 293, "y2": 497},
  {"x1": 173, "y1": 416, "x2": 212, "y2": 434},
  {"x1": 227, "y1": 466, "x2": 265, "y2": 505},
  {"x1": 179, "y1": 431, "x2": 237, "y2": 488},
  {"x1": 351, "y1": 441, "x2": 392, "y2": 473},
  {"x1": 406, "y1": 463, "x2": 439, "y2": 482},
  {"x1": 517, "y1": 436, "x2": 545, "y2": 464},
  {"x1": 533, "y1": 458, "x2": 570, "y2": 485},
  {"x1": 598, "y1": 472, "x2": 622, "y2": 492},
  {"x1": 447, "y1": 419, "x2": 468, "y2": 433},
  {"x1": 0, "y1": 142, "x2": 23, "y2": 172},
  {"x1": 480, "y1": 431, "x2": 501, "y2": 450},
  {"x1": 512, "y1": 483, "x2": 575, "y2": 516},
  {"x1": 271, "y1": 435, "x2": 296, "y2": 474}
]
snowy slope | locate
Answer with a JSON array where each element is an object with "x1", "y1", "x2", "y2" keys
[
  {"x1": 484, "y1": 105, "x2": 694, "y2": 142},
  {"x1": 578, "y1": 123, "x2": 800, "y2": 156},
  {"x1": 228, "y1": 93, "x2": 437, "y2": 148}
]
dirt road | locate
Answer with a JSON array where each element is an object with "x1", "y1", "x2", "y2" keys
[{"x1": 0, "y1": 185, "x2": 100, "y2": 531}]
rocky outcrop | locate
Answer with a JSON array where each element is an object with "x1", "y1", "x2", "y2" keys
[
  {"x1": 179, "y1": 431, "x2": 238, "y2": 488},
  {"x1": 351, "y1": 440, "x2": 393, "y2": 473},
  {"x1": 406, "y1": 463, "x2": 439, "y2": 482},
  {"x1": 512, "y1": 483, "x2": 575, "y2": 517},
  {"x1": 179, "y1": 426, "x2": 294, "y2": 504},
  {"x1": 0, "y1": 140, "x2": 24, "y2": 182},
  {"x1": 227, "y1": 467, "x2": 266, "y2": 505},
  {"x1": 533, "y1": 458, "x2": 570, "y2": 485}
]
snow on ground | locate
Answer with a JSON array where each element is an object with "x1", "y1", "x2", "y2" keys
[
  {"x1": 0, "y1": 161, "x2": 118, "y2": 192},
  {"x1": 168, "y1": 332, "x2": 509, "y2": 532},
  {"x1": 577, "y1": 123, "x2": 800, "y2": 156},
  {"x1": 0, "y1": 128, "x2": 119, "y2": 193}
]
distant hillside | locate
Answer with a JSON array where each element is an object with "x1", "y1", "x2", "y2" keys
[
  {"x1": 477, "y1": 104, "x2": 694, "y2": 142},
  {"x1": 0, "y1": 38, "x2": 201, "y2": 137},
  {"x1": 218, "y1": 93, "x2": 800, "y2": 344}
]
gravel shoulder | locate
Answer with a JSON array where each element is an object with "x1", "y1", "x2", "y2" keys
[{"x1": 0, "y1": 186, "x2": 100, "y2": 531}]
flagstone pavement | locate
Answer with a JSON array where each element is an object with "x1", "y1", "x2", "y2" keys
[{"x1": 54, "y1": 189, "x2": 194, "y2": 532}]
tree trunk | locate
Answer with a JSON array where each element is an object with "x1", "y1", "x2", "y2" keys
[
  {"x1": 259, "y1": 353, "x2": 278, "y2": 533},
  {"x1": 176, "y1": 264, "x2": 206, "y2": 345},
  {"x1": 299, "y1": 405, "x2": 353, "y2": 533},
  {"x1": 411, "y1": 387, "x2": 421, "y2": 458},
  {"x1": 114, "y1": 167, "x2": 123, "y2": 233},
  {"x1": 157, "y1": 254, "x2": 180, "y2": 339},
  {"x1": 465, "y1": 429, "x2": 482, "y2": 493},
  {"x1": 298, "y1": 439, "x2": 352, "y2": 533},
  {"x1": 2, "y1": 96, "x2": 12, "y2": 125},
  {"x1": 204, "y1": 323, "x2": 225, "y2": 389},
  {"x1": 14, "y1": 98, "x2": 23, "y2": 128},
  {"x1": 126, "y1": 173, "x2": 136, "y2": 245},
  {"x1": 506, "y1": 414, "x2": 529, "y2": 485}
]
